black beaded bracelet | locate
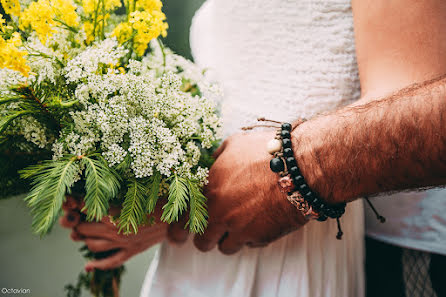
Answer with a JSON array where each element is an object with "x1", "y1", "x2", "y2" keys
[
  {"x1": 243, "y1": 117, "x2": 386, "y2": 239},
  {"x1": 268, "y1": 121, "x2": 346, "y2": 239}
]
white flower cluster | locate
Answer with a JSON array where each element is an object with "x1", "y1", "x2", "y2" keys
[
  {"x1": 65, "y1": 38, "x2": 129, "y2": 84},
  {"x1": 1, "y1": 36, "x2": 221, "y2": 184},
  {"x1": 17, "y1": 117, "x2": 49, "y2": 148},
  {"x1": 0, "y1": 68, "x2": 27, "y2": 96},
  {"x1": 143, "y1": 42, "x2": 223, "y2": 100},
  {"x1": 56, "y1": 38, "x2": 222, "y2": 183}
]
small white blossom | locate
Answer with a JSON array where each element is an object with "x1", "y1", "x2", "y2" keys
[
  {"x1": 52, "y1": 142, "x2": 64, "y2": 160},
  {"x1": 17, "y1": 117, "x2": 49, "y2": 148},
  {"x1": 103, "y1": 144, "x2": 127, "y2": 167}
]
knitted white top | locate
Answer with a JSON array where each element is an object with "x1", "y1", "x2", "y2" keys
[
  {"x1": 190, "y1": 0, "x2": 361, "y2": 136},
  {"x1": 141, "y1": 0, "x2": 365, "y2": 296}
]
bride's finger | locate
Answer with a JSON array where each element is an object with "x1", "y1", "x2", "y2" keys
[
  {"x1": 85, "y1": 250, "x2": 128, "y2": 271},
  {"x1": 218, "y1": 232, "x2": 244, "y2": 255},
  {"x1": 75, "y1": 222, "x2": 120, "y2": 240},
  {"x1": 59, "y1": 210, "x2": 80, "y2": 228},
  {"x1": 167, "y1": 214, "x2": 189, "y2": 245},
  {"x1": 193, "y1": 223, "x2": 226, "y2": 252},
  {"x1": 85, "y1": 238, "x2": 120, "y2": 252},
  {"x1": 70, "y1": 229, "x2": 84, "y2": 241}
]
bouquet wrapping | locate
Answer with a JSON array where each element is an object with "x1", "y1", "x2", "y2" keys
[{"x1": 0, "y1": 0, "x2": 222, "y2": 295}]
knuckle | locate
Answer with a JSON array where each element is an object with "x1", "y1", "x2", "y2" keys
[
  {"x1": 70, "y1": 230, "x2": 82, "y2": 241},
  {"x1": 167, "y1": 228, "x2": 188, "y2": 244},
  {"x1": 74, "y1": 224, "x2": 87, "y2": 235},
  {"x1": 193, "y1": 236, "x2": 214, "y2": 252},
  {"x1": 87, "y1": 244, "x2": 100, "y2": 252},
  {"x1": 223, "y1": 213, "x2": 239, "y2": 229},
  {"x1": 86, "y1": 240, "x2": 108, "y2": 252},
  {"x1": 109, "y1": 258, "x2": 122, "y2": 268},
  {"x1": 218, "y1": 244, "x2": 240, "y2": 255}
]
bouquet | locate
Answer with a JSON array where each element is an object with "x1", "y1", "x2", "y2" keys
[{"x1": 0, "y1": 0, "x2": 222, "y2": 295}]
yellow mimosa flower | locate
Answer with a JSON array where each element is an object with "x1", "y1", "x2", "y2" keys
[
  {"x1": 83, "y1": 0, "x2": 121, "y2": 15},
  {"x1": 129, "y1": 9, "x2": 168, "y2": 56},
  {"x1": 112, "y1": 22, "x2": 133, "y2": 44},
  {"x1": 82, "y1": 0, "x2": 95, "y2": 15},
  {"x1": 52, "y1": 0, "x2": 79, "y2": 27},
  {"x1": 135, "y1": 0, "x2": 162, "y2": 12},
  {"x1": 18, "y1": 0, "x2": 79, "y2": 44},
  {"x1": 104, "y1": 0, "x2": 121, "y2": 11},
  {"x1": 0, "y1": 33, "x2": 30, "y2": 76},
  {"x1": 1, "y1": 0, "x2": 21, "y2": 16},
  {"x1": 83, "y1": 21, "x2": 95, "y2": 44},
  {"x1": 20, "y1": 0, "x2": 56, "y2": 44}
]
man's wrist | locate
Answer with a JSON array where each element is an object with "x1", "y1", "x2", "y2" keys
[{"x1": 291, "y1": 116, "x2": 352, "y2": 204}]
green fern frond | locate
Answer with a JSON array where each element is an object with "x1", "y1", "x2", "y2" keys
[
  {"x1": 20, "y1": 157, "x2": 79, "y2": 236},
  {"x1": 145, "y1": 172, "x2": 161, "y2": 214},
  {"x1": 118, "y1": 179, "x2": 148, "y2": 234},
  {"x1": 0, "y1": 97, "x2": 22, "y2": 106},
  {"x1": 81, "y1": 155, "x2": 121, "y2": 222},
  {"x1": 1, "y1": 85, "x2": 62, "y2": 133},
  {"x1": 161, "y1": 174, "x2": 189, "y2": 224},
  {"x1": 186, "y1": 180, "x2": 208, "y2": 234},
  {"x1": 115, "y1": 154, "x2": 131, "y2": 174}
]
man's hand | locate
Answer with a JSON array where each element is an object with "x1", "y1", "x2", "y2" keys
[
  {"x1": 60, "y1": 197, "x2": 167, "y2": 270},
  {"x1": 169, "y1": 131, "x2": 307, "y2": 254}
]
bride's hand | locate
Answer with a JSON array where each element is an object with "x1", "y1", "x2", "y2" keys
[
  {"x1": 169, "y1": 131, "x2": 308, "y2": 254},
  {"x1": 60, "y1": 197, "x2": 167, "y2": 270}
]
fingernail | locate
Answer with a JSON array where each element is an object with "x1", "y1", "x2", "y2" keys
[{"x1": 85, "y1": 266, "x2": 93, "y2": 272}]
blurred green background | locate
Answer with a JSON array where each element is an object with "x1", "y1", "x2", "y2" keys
[{"x1": 0, "y1": 1, "x2": 204, "y2": 296}]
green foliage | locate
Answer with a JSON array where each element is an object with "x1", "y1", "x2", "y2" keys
[
  {"x1": 160, "y1": 174, "x2": 208, "y2": 233},
  {"x1": 115, "y1": 153, "x2": 132, "y2": 174},
  {"x1": 65, "y1": 245, "x2": 125, "y2": 297},
  {"x1": 20, "y1": 156, "x2": 80, "y2": 235},
  {"x1": 118, "y1": 179, "x2": 149, "y2": 234},
  {"x1": 161, "y1": 174, "x2": 189, "y2": 223},
  {"x1": 145, "y1": 172, "x2": 161, "y2": 214},
  {"x1": 1, "y1": 85, "x2": 62, "y2": 133},
  {"x1": 18, "y1": 154, "x2": 121, "y2": 236},
  {"x1": 81, "y1": 155, "x2": 121, "y2": 222},
  {"x1": 186, "y1": 179, "x2": 208, "y2": 234}
]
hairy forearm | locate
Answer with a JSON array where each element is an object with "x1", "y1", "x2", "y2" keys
[{"x1": 293, "y1": 75, "x2": 446, "y2": 204}]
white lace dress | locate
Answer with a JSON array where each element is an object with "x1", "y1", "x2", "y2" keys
[{"x1": 141, "y1": 0, "x2": 365, "y2": 296}]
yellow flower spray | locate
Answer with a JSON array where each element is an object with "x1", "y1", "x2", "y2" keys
[
  {"x1": 1, "y1": 0, "x2": 21, "y2": 16},
  {"x1": 19, "y1": 0, "x2": 79, "y2": 44},
  {"x1": 0, "y1": 0, "x2": 169, "y2": 76},
  {"x1": 112, "y1": 0, "x2": 167, "y2": 56},
  {"x1": 0, "y1": 30, "x2": 30, "y2": 76}
]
